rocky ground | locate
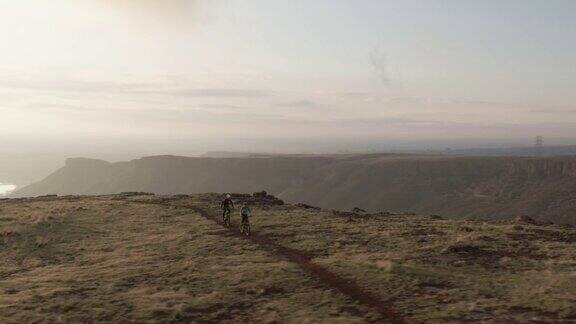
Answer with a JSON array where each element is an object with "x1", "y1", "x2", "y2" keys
[{"x1": 1, "y1": 193, "x2": 575, "y2": 323}]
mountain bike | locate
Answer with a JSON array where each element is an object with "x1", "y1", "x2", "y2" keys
[
  {"x1": 222, "y1": 209, "x2": 232, "y2": 227},
  {"x1": 240, "y1": 218, "x2": 251, "y2": 236}
]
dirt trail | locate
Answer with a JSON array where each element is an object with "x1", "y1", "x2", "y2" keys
[
  {"x1": 191, "y1": 205, "x2": 410, "y2": 323},
  {"x1": 136, "y1": 198, "x2": 410, "y2": 324}
]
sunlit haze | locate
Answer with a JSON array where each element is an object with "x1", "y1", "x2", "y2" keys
[{"x1": 2, "y1": 0, "x2": 576, "y2": 156}]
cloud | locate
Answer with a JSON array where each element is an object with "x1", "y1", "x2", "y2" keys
[
  {"x1": 172, "y1": 89, "x2": 272, "y2": 98},
  {"x1": 381, "y1": 96, "x2": 576, "y2": 114},
  {"x1": 99, "y1": 0, "x2": 201, "y2": 23},
  {"x1": 530, "y1": 108, "x2": 576, "y2": 114},
  {"x1": 0, "y1": 78, "x2": 152, "y2": 94},
  {"x1": 335, "y1": 92, "x2": 373, "y2": 98},
  {"x1": 0, "y1": 76, "x2": 272, "y2": 98},
  {"x1": 21, "y1": 102, "x2": 94, "y2": 113},
  {"x1": 275, "y1": 100, "x2": 323, "y2": 108},
  {"x1": 196, "y1": 103, "x2": 246, "y2": 110}
]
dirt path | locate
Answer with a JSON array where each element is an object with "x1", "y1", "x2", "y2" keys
[
  {"x1": 136, "y1": 198, "x2": 410, "y2": 324},
  {"x1": 195, "y1": 205, "x2": 410, "y2": 323}
]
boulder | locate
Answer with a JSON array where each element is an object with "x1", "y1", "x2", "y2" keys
[
  {"x1": 296, "y1": 203, "x2": 321, "y2": 210},
  {"x1": 514, "y1": 215, "x2": 537, "y2": 225},
  {"x1": 253, "y1": 190, "x2": 268, "y2": 198}
]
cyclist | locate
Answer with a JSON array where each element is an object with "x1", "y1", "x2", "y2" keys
[
  {"x1": 221, "y1": 194, "x2": 234, "y2": 223},
  {"x1": 240, "y1": 202, "x2": 251, "y2": 234}
]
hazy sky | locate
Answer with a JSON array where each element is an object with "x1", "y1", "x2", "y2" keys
[{"x1": 1, "y1": 0, "x2": 576, "y2": 154}]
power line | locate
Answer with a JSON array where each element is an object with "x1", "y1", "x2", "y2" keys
[{"x1": 535, "y1": 136, "x2": 544, "y2": 157}]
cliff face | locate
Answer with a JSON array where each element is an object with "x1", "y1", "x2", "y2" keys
[
  {"x1": 12, "y1": 154, "x2": 576, "y2": 224},
  {"x1": 12, "y1": 155, "x2": 333, "y2": 198},
  {"x1": 507, "y1": 158, "x2": 576, "y2": 177}
]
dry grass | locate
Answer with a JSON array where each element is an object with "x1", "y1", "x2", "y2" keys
[
  {"x1": 199, "y1": 195, "x2": 576, "y2": 323},
  {"x1": 0, "y1": 196, "x2": 372, "y2": 323},
  {"x1": 1, "y1": 193, "x2": 575, "y2": 323}
]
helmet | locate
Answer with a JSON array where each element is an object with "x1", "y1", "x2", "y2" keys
[{"x1": 226, "y1": 194, "x2": 231, "y2": 199}]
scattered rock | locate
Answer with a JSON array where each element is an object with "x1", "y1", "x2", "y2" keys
[
  {"x1": 231, "y1": 192, "x2": 284, "y2": 206},
  {"x1": 332, "y1": 210, "x2": 356, "y2": 217},
  {"x1": 35, "y1": 236, "x2": 49, "y2": 248},
  {"x1": 375, "y1": 260, "x2": 396, "y2": 272},
  {"x1": 443, "y1": 243, "x2": 483, "y2": 255},
  {"x1": 257, "y1": 286, "x2": 285, "y2": 296},
  {"x1": 514, "y1": 215, "x2": 537, "y2": 225},
  {"x1": 37, "y1": 194, "x2": 58, "y2": 198},
  {"x1": 230, "y1": 193, "x2": 251, "y2": 199},
  {"x1": 452, "y1": 260, "x2": 468, "y2": 267},
  {"x1": 0, "y1": 228, "x2": 20, "y2": 237},
  {"x1": 4, "y1": 288, "x2": 18, "y2": 295},
  {"x1": 296, "y1": 203, "x2": 321, "y2": 210},
  {"x1": 119, "y1": 192, "x2": 155, "y2": 197},
  {"x1": 252, "y1": 190, "x2": 268, "y2": 198},
  {"x1": 498, "y1": 257, "x2": 512, "y2": 266}
]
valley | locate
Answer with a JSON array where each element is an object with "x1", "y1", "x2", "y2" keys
[{"x1": 11, "y1": 154, "x2": 576, "y2": 225}]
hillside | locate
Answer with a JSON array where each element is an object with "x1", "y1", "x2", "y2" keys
[
  {"x1": 1, "y1": 193, "x2": 575, "y2": 322},
  {"x1": 12, "y1": 154, "x2": 576, "y2": 225},
  {"x1": 448, "y1": 144, "x2": 576, "y2": 157}
]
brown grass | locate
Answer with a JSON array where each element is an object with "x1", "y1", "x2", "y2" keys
[
  {"x1": 1, "y1": 193, "x2": 575, "y2": 323},
  {"x1": 0, "y1": 196, "x2": 374, "y2": 323}
]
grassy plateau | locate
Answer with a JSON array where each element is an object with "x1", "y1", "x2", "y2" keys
[{"x1": 0, "y1": 193, "x2": 575, "y2": 323}]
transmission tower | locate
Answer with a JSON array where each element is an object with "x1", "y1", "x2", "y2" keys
[{"x1": 535, "y1": 136, "x2": 544, "y2": 157}]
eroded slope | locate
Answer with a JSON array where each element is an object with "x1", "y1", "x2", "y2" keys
[{"x1": 12, "y1": 155, "x2": 576, "y2": 225}]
